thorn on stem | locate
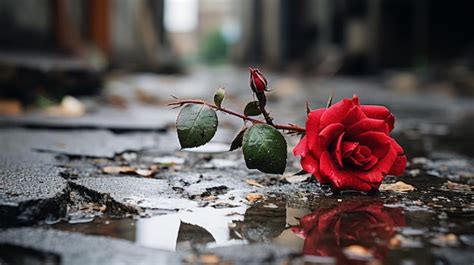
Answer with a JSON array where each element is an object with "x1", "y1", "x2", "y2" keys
[
  {"x1": 306, "y1": 101, "x2": 312, "y2": 114},
  {"x1": 326, "y1": 90, "x2": 334, "y2": 108}
]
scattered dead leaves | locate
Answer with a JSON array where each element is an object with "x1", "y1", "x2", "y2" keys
[
  {"x1": 246, "y1": 193, "x2": 264, "y2": 203},
  {"x1": 102, "y1": 166, "x2": 156, "y2": 177},
  {"x1": 441, "y1": 181, "x2": 472, "y2": 192},
  {"x1": 245, "y1": 179, "x2": 265, "y2": 188},
  {"x1": 431, "y1": 233, "x2": 459, "y2": 247},
  {"x1": 380, "y1": 181, "x2": 416, "y2": 193},
  {"x1": 79, "y1": 203, "x2": 107, "y2": 213}
]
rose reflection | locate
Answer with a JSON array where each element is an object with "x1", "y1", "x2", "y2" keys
[{"x1": 292, "y1": 201, "x2": 405, "y2": 261}]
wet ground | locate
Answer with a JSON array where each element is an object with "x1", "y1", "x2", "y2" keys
[{"x1": 0, "y1": 66, "x2": 473, "y2": 264}]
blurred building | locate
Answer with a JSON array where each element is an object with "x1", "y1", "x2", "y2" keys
[{"x1": 236, "y1": 0, "x2": 474, "y2": 74}]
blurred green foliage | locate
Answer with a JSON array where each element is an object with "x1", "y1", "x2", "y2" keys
[{"x1": 198, "y1": 29, "x2": 229, "y2": 64}]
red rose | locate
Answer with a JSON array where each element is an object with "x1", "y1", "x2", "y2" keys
[
  {"x1": 249, "y1": 67, "x2": 269, "y2": 93},
  {"x1": 292, "y1": 201, "x2": 405, "y2": 261},
  {"x1": 293, "y1": 95, "x2": 406, "y2": 192}
]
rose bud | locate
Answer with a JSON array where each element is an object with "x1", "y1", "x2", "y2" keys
[
  {"x1": 249, "y1": 67, "x2": 269, "y2": 93},
  {"x1": 293, "y1": 95, "x2": 406, "y2": 192}
]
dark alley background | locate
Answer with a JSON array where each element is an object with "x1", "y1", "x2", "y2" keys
[
  {"x1": 0, "y1": 0, "x2": 473, "y2": 109},
  {"x1": 0, "y1": 1, "x2": 474, "y2": 265}
]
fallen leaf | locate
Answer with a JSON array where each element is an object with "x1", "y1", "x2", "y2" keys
[
  {"x1": 102, "y1": 166, "x2": 155, "y2": 177},
  {"x1": 343, "y1": 245, "x2": 373, "y2": 260},
  {"x1": 45, "y1": 96, "x2": 85, "y2": 117},
  {"x1": 283, "y1": 173, "x2": 309, "y2": 184},
  {"x1": 0, "y1": 99, "x2": 22, "y2": 115},
  {"x1": 431, "y1": 233, "x2": 459, "y2": 247},
  {"x1": 136, "y1": 88, "x2": 160, "y2": 105},
  {"x1": 199, "y1": 254, "x2": 220, "y2": 264},
  {"x1": 246, "y1": 193, "x2": 264, "y2": 203},
  {"x1": 380, "y1": 181, "x2": 416, "y2": 193},
  {"x1": 102, "y1": 166, "x2": 135, "y2": 174},
  {"x1": 135, "y1": 169, "x2": 154, "y2": 177},
  {"x1": 105, "y1": 94, "x2": 128, "y2": 109},
  {"x1": 441, "y1": 181, "x2": 472, "y2": 192},
  {"x1": 246, "y1": 179, "x2": 265, "y2": 188}
]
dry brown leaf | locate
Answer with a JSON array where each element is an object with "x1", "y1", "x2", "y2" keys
[
  {"x1": 102, "y1": 166, "x2": 156, "y2": 177},
  {"x1": 380, "y1": 181, "x2": 415, "y2": 193},
  {"x1": 283, "y1": 174, "x2": 309, "y2": 184},
  {"x1": 45, "y1": 96, "x2": 85, "y2": 117},
  {"x1": 246, "y1": 179, "x2": 265, "y2": 188},
  {"x1": 135, "y1": 169, "x2": 154, "y2": 177},
  {"x1": 343, "y1": 245, "x2": 373, "y2": 259},
  {"x1": 105, "y1": 94, "x2": 128, "y2": 109},
  {"x1": 102, "y1": 166, "x2": 136, "y2": 174},
  {"x1": 441, "y1": 181, "x2": 472, "y2": 192},
  {"x1": 0, "y1": 99, "x2": 22, "y2": 115},
  {"x1": 431, "y1": 233, "x2": 458, "y2": 247},
  {"x1": 199, "y1": 254, "x2": 220, "y2": 264},
  {"x1": 246, "y1": 193, "x2": 264, "y2": 203},
  {"x1": 136, "y1": 88, "x2": 160, "y2": 105}
]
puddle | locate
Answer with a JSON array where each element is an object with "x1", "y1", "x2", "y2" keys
[
  {"x1": 49, "y1": 191, "x2": 474, "y2": 264},
  {"x1": 53, "y1": 202, "x2": 248, "y2": 251},
  {"x1": 183, "y1": 142, "x2": 230, "y2": 153}
]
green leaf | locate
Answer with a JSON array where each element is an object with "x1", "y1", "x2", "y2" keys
[
  {"x1": 176, "y1": 104, "x2": 218, "y2": 148},
  {"x1": 213, "y1": 87, "x2": 225, "y2": 108},
  {"x1": 244, "y1": 101, "x2": 262, "y2": 116},
  {"x1": 242, "y1": 124, "x2": 287, "y2": 174},
  {"x1": 229, "y1": 127, "x2": 247, "y2": 151}
]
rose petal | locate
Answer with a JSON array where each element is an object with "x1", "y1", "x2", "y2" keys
[
  {"x1": 346, "y1": 118, "x2": 389, "y2": 136},
  {"x1": 390, "y1": 138, "x2": 404, "y2": 155},
  {"x1": 388, "y1": 155, "x2": 407, "y2": 176},
  {"x1": 350, "y1": 146, "x2": 398, "y2": 183},
  {"x1": 341, "y1": 141, "x2": 359, "y2": 158},
  {"x1": 334, "y1": 132, "x2": 345, "y2": 167},
  {"x1": 353, "y1": 131, "x2": 392, "y2": 159},
  {"x1": 293, "y1": 136, "x2": 308, "y2": 157},
  {"x1": 361, "y1": 105, "x2": 395, "y2": 132},
  {"x1": 361, "y1": 155, "x2": 378, "y2": 170},
  {"x1": 306, "y1": 109, "x2": 325, "y2": 157},
  {"x1": 300, "y1": 155, "x2": 325, "y2": 184},
  {"x1": 300, "y1": 154, "x2": 317, "y2": 175},
  {"x1": 342, "y1": 105, "x2": 367, "y2": 127},
  {"x1": 319, "y1": 98, "x2": 355, "y2": 129},
  {"x1": 319, "y1": 151, "x2": 374, "y2": 192},
  {"x1": 319, "y1": 123, "x2": 345, "y2": 150}
]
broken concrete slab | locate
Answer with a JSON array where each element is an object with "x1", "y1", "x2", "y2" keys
[
  {"x1": 0, "y1": 128, "x2": 166, "y2": 227},
  {"x1": 0, "y1": 128, "x2": 159, "y2": 158},
  {"x1": 0, "y1": 228, "x2": 181, "y2": 265},
  {"x1": 0, "y1": 104, "x2": 176, "y2": 131}
]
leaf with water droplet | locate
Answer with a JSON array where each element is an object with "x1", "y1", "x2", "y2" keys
[
  {"x1": 244, "y1": 101, "x2": 262, "y2": 116},
  {"x1": 242, "y1": 124, "x2": 287, "y2": 174},
  {"x1": 176, "y1": 104, "x2": 218, "y2": 148}
]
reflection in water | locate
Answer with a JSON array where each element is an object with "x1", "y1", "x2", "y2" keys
[
  {"x1": 292, "y1": 201, "x2": 405, "y2": 263},
  {"x1": 54, "y1": 202, "x2": 248, "y2": 251},
  {"x1": 52, "y1": 198, "x2": 405, "y2": 263}
]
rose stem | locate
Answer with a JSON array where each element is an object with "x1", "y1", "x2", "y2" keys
[
  {"x1": 255, "y1": 92, "x2": 274, "y2": 125},
  {"x1": 168, "y1": 99, "x2": 305, "y2": 133}
]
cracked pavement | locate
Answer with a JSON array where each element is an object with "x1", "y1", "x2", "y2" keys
[{"x1": 1, "y1": 67, "x2": 473, "y2": 264}]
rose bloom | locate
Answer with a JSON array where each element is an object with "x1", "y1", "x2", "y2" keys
[
  {"x1": 292, "y1": 201, "x2": 405, "y2": 261},
  {"x1": 293, "y1": 95, "x2": 406, "y2": 192}
]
